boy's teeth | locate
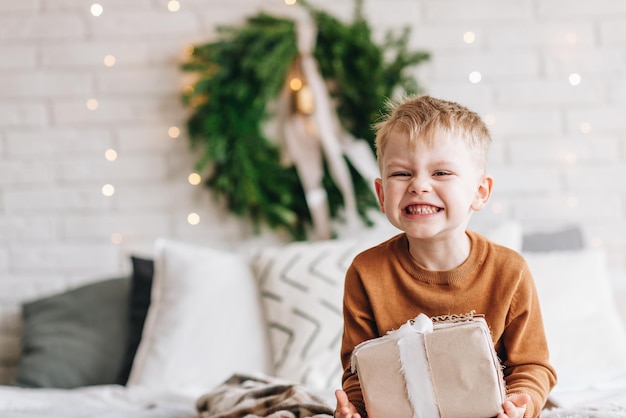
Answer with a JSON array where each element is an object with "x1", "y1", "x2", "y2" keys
[{"x1": 406, "y1": 205, "x2": 439, "y2": 214}]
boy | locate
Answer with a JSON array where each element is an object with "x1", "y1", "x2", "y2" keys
[{"x1": 334, "y1": 95, "x2": 557, "y2": 418}]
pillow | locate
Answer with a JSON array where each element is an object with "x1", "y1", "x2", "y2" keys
[
  {"x1": 126, "y1": 239, "x2": 272, "y2": 393},
  {"x1": 117, "y1": 256, "x2": 154, "y2": 384},
  {"x1": 250, "y1": 234, "x2": 390, "y2": 391},
  {"x1": 524, "y1": 249, "x2": 626, "y2": 402},
  {"x1": 14, "y1": 277, "x2": 130, "y2": 388},
  {"x1": 522, "y1": 225, "x2": 585, "y2": 252}
]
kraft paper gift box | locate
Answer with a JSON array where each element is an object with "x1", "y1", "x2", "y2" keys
[{"x1": 351, "y1": 312, "x2": 506, "y2": 418}]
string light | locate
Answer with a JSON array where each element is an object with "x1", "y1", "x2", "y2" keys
[
  {"x1": 284, "y1": 0, "x2": 297, "y2": 5},
  {"x1": 167, "y1": 0, "x2": 180, "y2": 12},
  {"x1": 104, "y1": 148, "x2": 118, "y2": 161},
  {"x1": 188, "y1": 172, "x2": 202, "y2": 185},
  {"x1": 568, "y1": 73, "x2": 581, "y2": 86},
  {"x1": 187, "y1": 212, "x2": 200, "y2": 225},
  {"x1": 103, "y1": 55, "x2": 116, "y2": 67},
  {"x1": 563, "y1": 151, "x2": 578, "y2": 164},
  {"x1": 289, "y1": 77, "x2": 303, "y2": 91},
  {"x1": 579, "y1": 122, "x2": 592, "y2": 134},
  {"x1": 102, "y1": 184, "x2": 115, "y2": 197},
  {"x1": 484, "y1": 114, "x2": 496, "y2": 126},
  {"x1": 168, "y1": 126, "x2": 180, "y2": 138},
  {"x1": 111, "y1": 233, "x2": 123, "y2": 245},
  {"x1": 90, "y1": 3, "x2": 103, "y2": 16},
  {"x1": 491, "y1": 202, "x2": 503, "y2": 214},
  {"x1": 463, "y1": 31, "x2": 476, "y2": 44},
  {"x1": 86, "y1": 99, "x2": 99, "y2": 110},
  {"x1": 468, "y1": 71, "x2": 482, "y2": 83}
]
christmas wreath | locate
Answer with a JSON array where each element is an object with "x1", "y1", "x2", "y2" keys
[{"x1": 181, "y1": 0, "x2": 429, "y2": 241}]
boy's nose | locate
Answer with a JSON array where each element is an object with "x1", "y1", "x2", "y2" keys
[{"x1": 408, "y1": 175, "x2": 432, "y2": 194}]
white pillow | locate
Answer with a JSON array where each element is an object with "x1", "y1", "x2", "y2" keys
[
  {"x1": 524, "y1": 249, "x2": 626, "y2": 399},
  {"x1": 250, "y1": 236, "x2": 384, "y2": 391},
  {"x1": 127, "y1": 239, "x2": 272, "y2": 393}
]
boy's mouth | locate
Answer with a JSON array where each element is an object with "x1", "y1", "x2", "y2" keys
[{"x1": 404, "y1": 204, "x2": 442, "y2": 215}]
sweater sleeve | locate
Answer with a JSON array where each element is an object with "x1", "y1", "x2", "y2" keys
[
  {"x1": 498, "y1": 264, "x2": 558, "y2": 418},
  {"x1": 340, "y1": 262, "x2": 376, "y2": 417}
]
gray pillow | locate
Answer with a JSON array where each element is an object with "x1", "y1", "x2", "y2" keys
[
  {"x1": 14, "y1": 277, "x2": 130, "y2": 388},
  {"x1": 521, "y1": 225, "x2": 585, "y2": 252}
]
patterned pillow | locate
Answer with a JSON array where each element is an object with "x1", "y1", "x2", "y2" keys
[{"x1": 250, "y1": 235, "x2": 386, "y2": 391}]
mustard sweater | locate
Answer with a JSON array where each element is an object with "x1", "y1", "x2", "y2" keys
[{"x1": 341, "y1": 231, "x2": 557, "y2": 418}]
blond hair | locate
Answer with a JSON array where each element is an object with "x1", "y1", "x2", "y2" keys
[{"x1": 374, "y1": 95, "x2": 492, "y2": 172}]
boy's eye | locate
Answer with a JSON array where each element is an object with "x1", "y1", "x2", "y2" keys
[
  {"x1": 433, "y1": 171, "x2": 450, "y2": 177},
  {"x1": 390, "y1": 172, "x2": 411, "y2": 177}
]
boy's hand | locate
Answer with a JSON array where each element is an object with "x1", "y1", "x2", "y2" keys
[
  {"x1": 334, "y1": 389, "x2": 361, "y2": 418},
  {"x1": 497, "y1": 393, "x2": 530, "y2": 418}
]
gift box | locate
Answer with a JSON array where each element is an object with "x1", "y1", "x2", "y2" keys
[{"x1": 351, "y1": 312, "x2": 506, "y2": 418}]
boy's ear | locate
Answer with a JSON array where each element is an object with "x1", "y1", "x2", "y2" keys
[
  {"x1": 471, "y1": 174, "x2": 493, "y2": 211},
  {"x1": 374, "y1": 178, "x2": 385, "y2": 213}
]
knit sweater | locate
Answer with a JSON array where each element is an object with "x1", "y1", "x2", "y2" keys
[{"x1": 340, "y1": 230, "x2": 557, "y2": 418}]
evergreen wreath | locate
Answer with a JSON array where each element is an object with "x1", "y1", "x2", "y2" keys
[{"x1": 181, "y1": 0, "x2": 429, "y2": 241}]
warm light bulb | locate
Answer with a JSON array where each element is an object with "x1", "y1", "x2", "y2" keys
[
  {"x1": 187, "y1": 212, "x2": 200, "y2": 225},
  {"x1": 284, "y1": 0, "x2": 297, "y2": 5},
  {"x1": 188, "y1": 172, "x2": 202, "y2": 185},
  {"x1": 103, "y1": 55, "x2": 116, "y2": 67},
  {"x1": 90, "y1": 3, "x2": 103, "y2": 16},
  {"x1": 102, "y1": 184, "x2": 115, "y2": 197},
  {"x1": 111, "y1": 233, "x2": 123, "y2": 245},
  {"x1": 463, "y1": 31, "x2": 476, "y2": 44},
  {"x1": 579, "y1": 122, "x2": 592, "y2": 134},
  {"x1": 167, "y1": 0, "x2": 181, "y2": 12},
  {"x1": 168, "y1": 126, "x2": 180, "y2": 138},
  {"x1": 468, "y1": 71, "x2": 482, "y2": 84},
  {"x1": 86, "y1": 99, "x2": 99, "y2": 110},
  {"x1": 104, "y1": 148, "x2": 118, "y2": 161},
  {"x1": 289, "y1": 77, "x2": 303, "y2": 91},
  {"x1": 569, "y1": 73, "x2": 581, "y2": 86},
  {"x1": 491, "y1": 202, "x2": 503, "y2": 214}
]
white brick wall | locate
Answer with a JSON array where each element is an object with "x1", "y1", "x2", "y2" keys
[{"x1": 0, "y1": 0, "x2": 625, "y2": 288}]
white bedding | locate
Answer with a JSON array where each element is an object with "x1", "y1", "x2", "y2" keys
[{"x1": 0, "y1": 384, "x2": 198, "y2": 418}]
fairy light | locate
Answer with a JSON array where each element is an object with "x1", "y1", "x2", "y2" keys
[
  {"x1": 563, "y1": 151, "x2": 578, "y2": 164},
  {"x1": 284, "y1": 0, "x2": 297, "y2": 5},
  {"x1": 188, "y1": 172, "x2": 202, "y2": 185},
  {"x1": 111, "y1": 233, "x2": 123, "y2": 245},
  {"x1": 103, "y1": 55, "x2": 116, "y2": 67},
  {"x1": 90, "y1": 3, "x2": 103, "y2": 16},
  {"x1": 468, "y1": 71, "x2": 482, "y2": 84},
  {"x1": 104, "y1": 148, "x2": 118, "y2": 161},
  {"x1": 102, "y1": 184, "x2": 115, "y2": 197},
  {"x1": 569, "y1": 73, "x2": 581, "y2": 86},
  {"x1": 86, "y1": 99, "x2": 99, "y2": 110},
  {"x1": 491, "y1": 202, "x2": 503, "y2": 214},
  {"x1": 167, "y1": 0, "x2": 180, "y2": 12},
  {"x1": 168, "y1": 126, "x2": 180, "y2": 138},
  {"x1": 579, "y1": 122, "x2": 592, "y2": 134},
  {"x1": 484, "y1": 114, "x2": 496, "y2": 126},
  {"x1": 463, "y1": 31, "x2": 476, "y2": 44},
  {"x1": 187, "y1": 212, "x2": 200, "y2": 225},
  {"x1": 289, "y1": 77, "x2": 303, "y2": 91}
]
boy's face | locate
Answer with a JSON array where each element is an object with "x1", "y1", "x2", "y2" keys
[{"x1": 375, "y1": 126, "x2": 492, "y2": 242}]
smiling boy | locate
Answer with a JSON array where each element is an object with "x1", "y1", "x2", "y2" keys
[{"x1": 334, "y1": 96, "x2": 557, "y2": 418}]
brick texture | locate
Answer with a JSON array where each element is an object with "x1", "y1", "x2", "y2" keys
[{"x1": 0, "y1": 0, "x2": 625, "y2": 285}]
